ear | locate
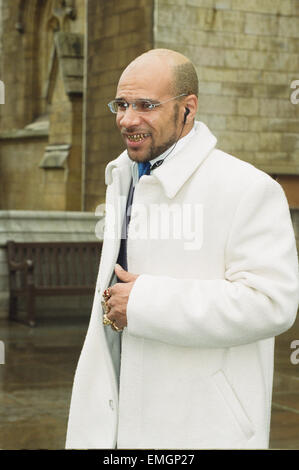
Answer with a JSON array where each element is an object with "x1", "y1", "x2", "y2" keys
[{"x1": 183, "y1": 94, "x2": 198, "y2": 123}]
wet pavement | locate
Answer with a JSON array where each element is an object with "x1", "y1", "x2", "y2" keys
[
  {"x1": 0, "y1": 314, "x2": 89, "y2": 450},
  {"x1": 0, "y1": 311, "x2": 298, "y2": 450},
  {"x1": 269, "y1": 313, "x2": 299, "y2": 449}
]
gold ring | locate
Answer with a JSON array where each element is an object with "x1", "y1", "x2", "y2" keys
[
  {"x1": 103, "y1": 313, "x2": 113, "y2": 326},
  {"x1": 101, "y1": 300, "x2": 110, "y2": 315},
  {"x1": 103, "y1": 288, "x2": 111, "y2": 302},
  {"x1": 111, "y1": 322, "x2": 123, "y2": 332}
]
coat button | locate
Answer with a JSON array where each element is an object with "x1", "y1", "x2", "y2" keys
[{"x1": 109, "y1": 399, "x2": 114, "y2": 410}]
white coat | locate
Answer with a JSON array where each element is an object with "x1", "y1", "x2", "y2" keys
[{"x1": 66, "y1": 121, "x2": 299, "y2": 449}]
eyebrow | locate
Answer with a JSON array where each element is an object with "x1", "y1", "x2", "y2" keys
[{"x1": 114, "y1": 97, "x2": 160, "y2": 103}]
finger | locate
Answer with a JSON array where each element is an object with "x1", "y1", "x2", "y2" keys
[
  {"x1": 115, "y1": 264, "x2": 138, "y2": 282},
  {"x1": 106, "y1": 303, "x2": 125, "y2": 325},
  {"x1": 103, "y1": 288, "x2": 111, "y2": 301},
  {"x1": 111, "y1": 322, "x2": 123, "y2": 332}
]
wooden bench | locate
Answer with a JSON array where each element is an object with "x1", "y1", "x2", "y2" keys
[{"x1": 6, "y1": 240, "x2": 102, "y2": 327}]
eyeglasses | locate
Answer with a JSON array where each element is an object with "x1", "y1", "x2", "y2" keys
[{"x1": 107, "y1": 94, "x2": 187, "y2": 114}]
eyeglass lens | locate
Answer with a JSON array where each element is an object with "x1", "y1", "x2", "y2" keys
[{"x1": 111, "y1": 100, "x2": 156, "y2": 113}]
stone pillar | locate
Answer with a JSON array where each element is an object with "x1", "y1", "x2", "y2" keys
[{"x1": 83, "y1": 0, "x2": 154, "y2": 211}]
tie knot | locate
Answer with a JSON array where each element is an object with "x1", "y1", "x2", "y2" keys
[{"x1": 138, "y1": 161, "x2": 151, "y2": 179}]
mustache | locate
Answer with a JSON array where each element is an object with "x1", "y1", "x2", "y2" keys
[{"x1": 121, "y1": 128, "x2": 151, "y2": 135}]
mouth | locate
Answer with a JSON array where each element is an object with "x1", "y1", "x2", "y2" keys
[{"x1": 125, "y1": 132, "x2": 151, "y2": 144}]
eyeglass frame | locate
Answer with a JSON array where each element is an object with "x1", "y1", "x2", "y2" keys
[{"x1": 107, "y1": 93, "x2": 188, "y2": 114}]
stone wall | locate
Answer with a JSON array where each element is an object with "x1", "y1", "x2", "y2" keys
[
  {"x1": 0, "y1": 0, "x2": 27, "y2": 131},
  {"x1": 291, "y1": 210, "x2": 299, "y2": 255},
  {"x1": 0, "y1": 0, "x2": 3, "y2": 84},
  {"x1": 154, "y1": 0, "x2": 299, "y2": 207},
  {"x1": 0, "y1": 133, "x2": 49, "y2": 210},
  {"x1": 0, "y1": 123, "x2": 83, "y2": 212},
  {"x1": 0, "y1": 0, "x2": 86, "y2": 131},
  {"x1": 83, "y1": 0, "x2": 154, "y2": 211},
  {"x1": 46, "y1": 32, "x2": 85, "y2": 211},
  {"x1": 0, "y1": 0, "x2": 85, "y2": 212}
]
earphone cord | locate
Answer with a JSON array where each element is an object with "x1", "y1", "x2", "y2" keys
[{"x1": 152, "y1": 117, "x2": 187, "y2": 169}]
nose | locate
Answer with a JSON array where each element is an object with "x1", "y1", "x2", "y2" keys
[{"x1": 117, "y1": 104, "x2": 142, "y2": 129}]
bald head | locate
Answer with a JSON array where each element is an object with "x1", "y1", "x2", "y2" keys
[
  {"x1": 115, "y1": 49, "x2": 199, "y2": 162},
  {"x1": 120, "y1": 49, "x2": 198, "y2": 98}
]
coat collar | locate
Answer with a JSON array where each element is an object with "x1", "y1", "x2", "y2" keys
[
  {"x1": 152, "y1": 121, "x2": 217, "y2": 198},
  {"x1": 105, "y1": 121, "x2": 217, "y2": 199}
]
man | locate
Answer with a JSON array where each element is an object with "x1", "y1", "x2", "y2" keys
[{"x1": 66, "y1": 49, "x2": 299, "y2": 449}]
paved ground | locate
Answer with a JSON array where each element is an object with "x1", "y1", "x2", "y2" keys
[
  {"x1": 269, "y1": 313, "x2": 299, "y2": 449},
  {"x1": 0, "y1": 310, "x2": 298, "y2": 450}
]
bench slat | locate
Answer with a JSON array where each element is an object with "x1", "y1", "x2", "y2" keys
[{"x1": 6, "y1": 240, "x2": 102, "y2": 326}]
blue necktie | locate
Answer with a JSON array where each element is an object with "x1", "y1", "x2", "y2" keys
[{"x1": 138, "y1": 161, "x2": 151, "y2": 178}]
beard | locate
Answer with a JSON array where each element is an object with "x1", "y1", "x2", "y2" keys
[
  {"x1": 140, "y1": 131, "x2": 178, "y2": 161},
  {"x1": 126, "y1": 104, "x2": 180, "y2": 162}
]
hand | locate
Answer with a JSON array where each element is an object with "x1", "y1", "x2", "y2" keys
[{"x1": 105, "y1": 264, "x2": 139, "y2": 330}]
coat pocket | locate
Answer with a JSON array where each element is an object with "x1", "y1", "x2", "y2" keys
[{"x1": 212, "y1": 370, "x2": 255, "y2": 440}]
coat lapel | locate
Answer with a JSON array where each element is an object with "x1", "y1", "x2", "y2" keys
[
  {"x1": 100, "y1": 121, "x2": 216, "y2": 287},
  {"x1": 100, "y1": 151, "x2": 132, "y2": 290}
]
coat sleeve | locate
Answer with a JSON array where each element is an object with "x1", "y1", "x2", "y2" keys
[{"x1": 126, "y1": 175, "x2": 299, "y2": 348}]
